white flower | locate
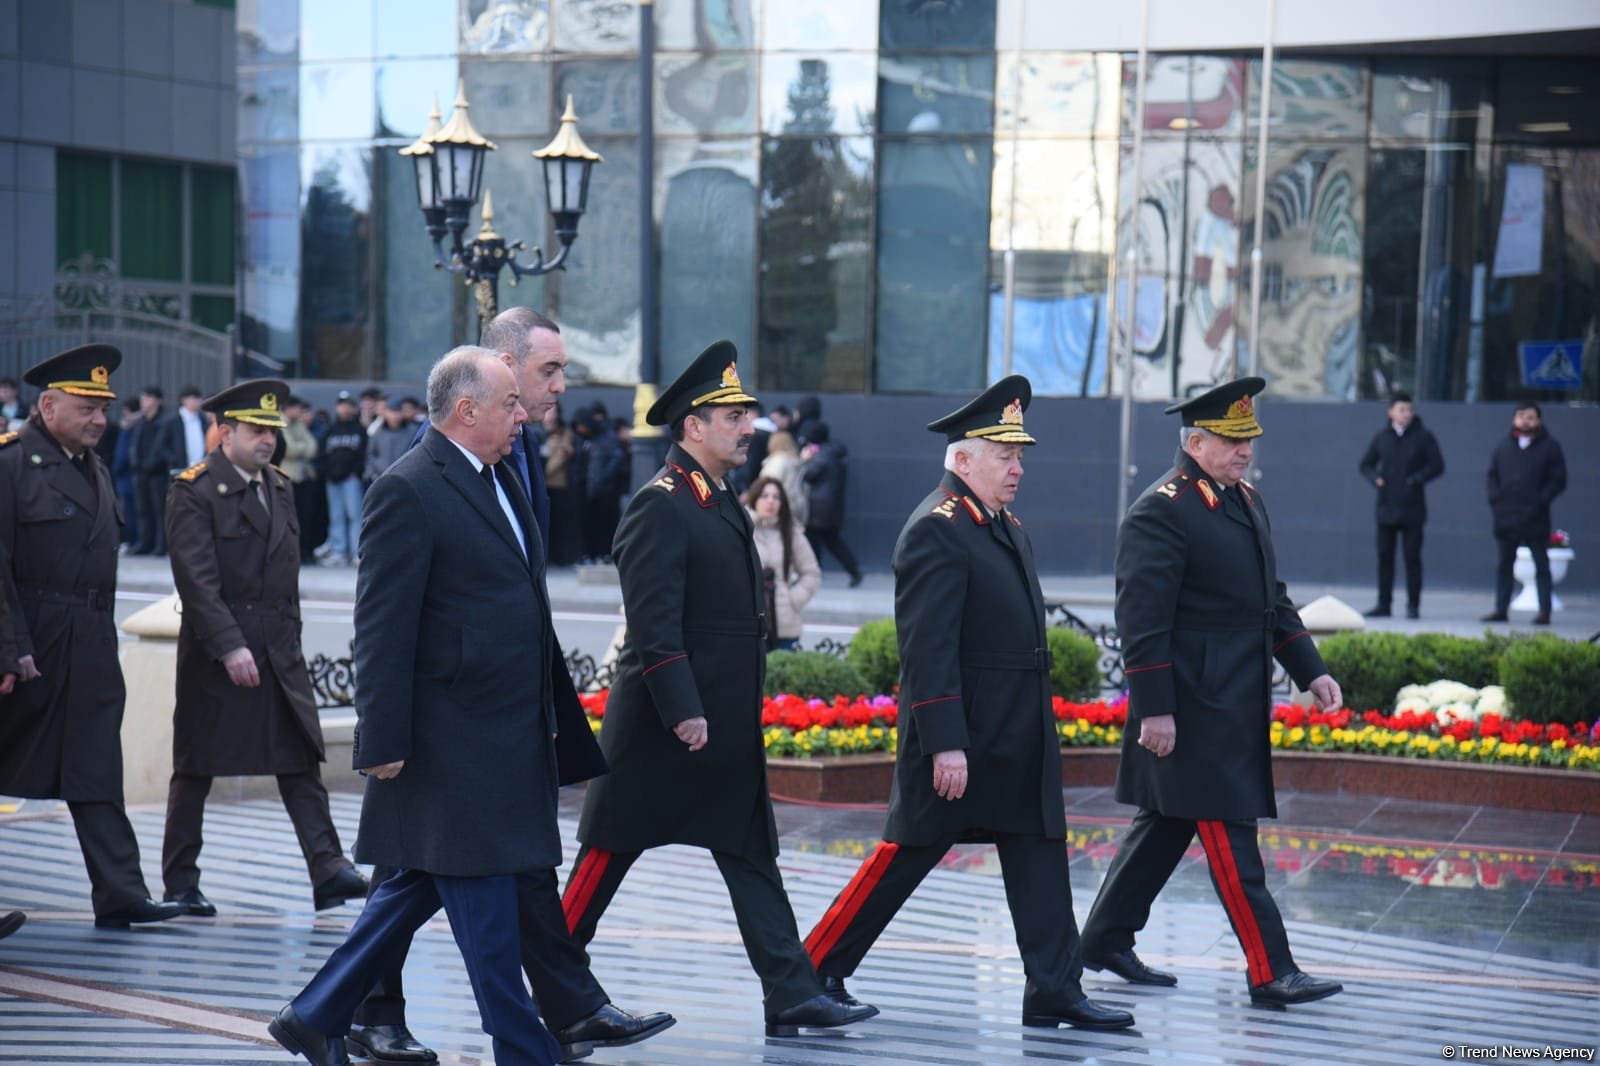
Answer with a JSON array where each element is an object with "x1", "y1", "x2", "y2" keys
[
  {"x1": 1394, "y1": 696, "x2": 1435, "y2": 716},
  {"x1": 1424, "y1": 680, "x2": 1479, "y2": 706},
  {"x1": 1395, "y1": 683, "x2": 1430, "y2": 704},
  {"x1": 1437, "y1": 701, "x2": 1480, "y2": 724},
  {"x1": 1475, "y1": 686, "x2": 1507, "y2": 716}
]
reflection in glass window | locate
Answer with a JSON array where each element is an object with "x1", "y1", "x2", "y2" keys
[
  {"x1": 657, "y1": 139, "x2": 758, "y2": 382},
  {"x1": 239, "y1": 0, "x2": 299, "y2": 64},
  {"x1": 759, "y1": 136, "x2": 873, "y2": 391},
  {"x1": 462, "y1": 57, "x2": 552, "y2": 140},
  {"x1": 880, "y1": 0, "x2": 995, "y2": 52},
  {"x1": 1124, "y1": 56, "x2": 1245, "y2": 139},
  {"x1": 552, "y1": 0, "x2": 638, "y2": 53},
  {"x1": 1495, "y1": 60, "x2": 1600, "y2": 145},
  {"x1": 300, "y1": 0, "x2": 373, "y2": 61},
  {"x1": 1247, "y1": 60, "x2": 1368, "y2": 141},
  {"x1": 300, "y1": 145, "x2": 373, "y2": 380},
  {"x1": 656, "y1": 53, "x2": 757, "y2": 136},
  {"x1": 378, "y1": 148, "x2": 456, "y2": 383},
  {"x1": 299, "y1": 62, "x2": 376, "y2": 141},
  {"x1": 875, "y1": 141, "x2": 991, "y2": 393},
  {"x1": 240, "y1": 65, "x2": 299, "y2": 144},
  {"x1": 473, "y1": 137, "x2": 551, "y2": 313},
  {"x1": 655, "y1": 0, "x2": 754, "y2": 51},
  {"x1": 878, "y1": 54, "x2": 995, "y2": 136},
  {"x1": 373, "y1": 0, "x2": 456, "y2": 59},
  {"x1": 547, "y1": 138, "x2": 640, "y2": 385},
  {"x1": 761, "y1": 3, "x2": 876, "y2": 52},
  {"x1": 1240, "y1": 141, "x2": 1367, "y2": 399},
  {"x1": 376, "y1": 59, "x2": 460, "y2": 139},
  {"x1": 761, "y1": 55, "x2": 877, "y2": 136},
  {"x1": 555, "y1": 60, "x2": 641, "y2": 134},
  {"x1": 1370, "y1": 60, "x2": 1486, "y2": 145},
  {"x1": 989, "y1": 140, "x2": 1116, "y2": 396},
  {"x1": 461, "y1": 0, "x2": 550, "y2": 54},
  {"x1": 995, "y1": 52, "x2": 1120, "y2": 137},
  {"x1": 241, "y1": 146, "x2": 300, "y2": 368}
]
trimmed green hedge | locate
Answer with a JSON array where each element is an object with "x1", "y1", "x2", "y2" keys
[
  {"x1": 847, "y1": 618, "x2": 900, "y2": 696},
  {"x1": 1317, "y1": 631, "x2": 1430, "y2": 713},
  {"x1": 1048, "y1": 627, "x2": 1102, "y2": 700},
  {"x1": 765, "y1": 650, "x2": 870, "y2": 699},
  {"x1": 1500, "y1": 636, "x2": 1600, "y2": 724}
]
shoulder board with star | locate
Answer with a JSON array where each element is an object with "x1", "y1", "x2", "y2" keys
[
  {"x1": 175, "y1": 462, "x2": 209, "y2": 482},
  {"x1": 269, "y1": 463, "x2": 288, "y2": 478},
  {"x1": 0, "y1": 430, "x2": 18, "y2": 448},
  {"x1": 648, "y1": 471, "x2": 682, "y2": 494},
  {"x1": 930, "y1": 495, "x2": 960, "y2": 520},
  {"x1": 1154, "y1": 472, "x2": 1191, "y2": 501}
]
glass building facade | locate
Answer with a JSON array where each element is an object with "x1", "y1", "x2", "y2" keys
[{"x1": 237, "y1": 0, "x2": 1600, "y2": 404}]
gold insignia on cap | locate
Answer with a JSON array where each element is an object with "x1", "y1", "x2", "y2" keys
[
  {"x1": 262, "y1": 393, "x2": 279, "y2": 412},
  {"x1": 1000, "y1": 398, "x2": 1024, "y2": 426},
  {"x1": 91, "y1": 366, "x2": 109, "y2": 385},
  {"x1": 721, "y1": 362, "x2": 741, "y2": 389}
]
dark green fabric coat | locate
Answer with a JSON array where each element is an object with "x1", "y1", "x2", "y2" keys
[
  {"x1": 1115, "y1": 450, "x2": 1326, "y2": 821},
  {"x1": 577, "y1": 444, "x2": 776, "y2": 857},
  {"x1": 0, "y1": 419, "x2": 126, "y2": 801},
  {"x1": 884, "y1": 471, "x2": 1064, "y2": 847},
  {"x1": 165, "y1": 448, "x2": 323, "y2": 776}
]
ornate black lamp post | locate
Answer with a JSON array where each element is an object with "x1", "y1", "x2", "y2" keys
[{"x1": 400, "y1": 84, "x2": 603, "y2": 335}]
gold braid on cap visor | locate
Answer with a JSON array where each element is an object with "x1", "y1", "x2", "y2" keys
[
  {"x1": 1191, "y1": 414, "x2": 1263, "y2": 438},
  {"x1": 223, "y1": 409, "x2": 289, "y2": 428},
  {"x1": 688, "y1": 385, "x2": 759, "y2": 408}
]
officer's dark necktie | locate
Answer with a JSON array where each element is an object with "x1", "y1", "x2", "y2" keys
[
  {"x1": 250, "y1": 478, "x2": 269, "y2": 513},
  {"x1": 481, "y1": 462, "x2": 530, "y2": 557},
  {"x1": 71, "y1": 453, "x2": 92, "y2": 484}
]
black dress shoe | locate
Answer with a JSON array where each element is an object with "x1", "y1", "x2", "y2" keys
[
  {"x1": 313, "y1": 867, "x2": 370, "y2": 911},
  {"x1": 554, "y1": 1002, "x2": 675, "y2": 1062},
  {"x1": 1533, "y1": 612, "x2": 1551, "y2": 625},
  {"x1": 1481, "y1": 611, "x2": 1508, "y2": 623},
  {"x1": 1406, "y1": 606, "x2": 1420, "y2": 619},
  {"x1": 848, "y1": 572, "x2": 864, "y2": 588},
  {"x1": 94, "y1": 898, "x2": 183, "y2": 929},
  {"x1": 345, "y1": 1023, "x2": 437, "y2": 1064},
  {"x1": 1086, "y1": 949, "x2": 1177, "y2": 987},
  {"x1": 765, "y1": 992, "x2": 878, "y2": 1037},
  {"x1": 821, "y1": 975, "x2": 870, "y2": 1008},
  {"x1": 1362, "y1": 605, "x2": 1391, "y2": 618},
  {"x1": 0, "y1": 910, "x2": 24, "y2": 940},
  {"x1": 1249, "y1": 970, "x2": 1343, "y2": 1007},
  {"x1": 1023, "y1": 996, "x2": 1135, "y2": 1030},
  {"x1": 269, "y1": 1005, "x2": 351, "y2": 1066},
  {"x1": 164, "y1": 887, "x2": 217, "y2": 917}
]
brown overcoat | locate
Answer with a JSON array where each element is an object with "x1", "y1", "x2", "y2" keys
[
  {"x1": 165, "y1": 448, "x2": 323, "y2": 776},
  {"x1": 0, "y1": 419, "x2": 127, "y2": 801}
]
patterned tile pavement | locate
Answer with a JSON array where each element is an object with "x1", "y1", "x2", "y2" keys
[{"x1": 2, "y1": 786, "x2": 1597, "y2": 1065}]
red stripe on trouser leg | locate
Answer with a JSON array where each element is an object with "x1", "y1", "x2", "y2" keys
[
  {"x1": 804, "y1": 841, "x2": 901, "y2": 968},
  {"x1": 561, "y1": 848, "x2": 612, "y2": 935},
  {"x1": 1197, "y1": 821, "x2": 1273, "y2": 986}
]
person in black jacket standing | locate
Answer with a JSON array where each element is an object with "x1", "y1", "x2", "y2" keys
[
  {"x1": 1357, "y1": 393, "x2": 1445, "y2": 619},
  {"x1": 1483, "y1": 403, "x2": 1567, "y2": 625},
  {"x1": 801, "y1": 423, "x2": 863, "y2": 586}
]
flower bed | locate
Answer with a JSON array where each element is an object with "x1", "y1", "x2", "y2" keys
[{"x1": 579, "y1": 691, "x2": 1600, "y2": 774}]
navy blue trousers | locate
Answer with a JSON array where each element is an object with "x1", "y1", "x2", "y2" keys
[{"x1": 292, "y1": 868, "x2": 560, "y2": 1066}]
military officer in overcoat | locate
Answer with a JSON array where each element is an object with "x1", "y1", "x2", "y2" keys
[
  {"x1": 562, "y1": 341, "x2": 875, "y2": 1037},
  {"x1": 1080, "y1": 377, "x2": 1346, "y2": 1007},
  {"x1": 162, "y1": 380, "x2": 367, "y2": 917},
  {"x1": 802, "y1": 378, "x2": 1133, "y2": 1031},
  {"x1": 0, "y1": 345, "x2": 181, "y2": 928}
]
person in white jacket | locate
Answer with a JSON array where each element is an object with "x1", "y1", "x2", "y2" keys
[{"x1": 744, "y1": 477, "x2": 822, "y2": 650}]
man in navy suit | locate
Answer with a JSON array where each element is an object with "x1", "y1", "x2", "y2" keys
[
  {"x1": 351, "y1": 311, "x2": 671, "y2": 1066},
  {"x1": 271, "y1": 348, "x2": 571, "y2": 1066}
]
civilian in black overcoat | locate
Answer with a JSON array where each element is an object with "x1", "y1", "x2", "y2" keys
[
  {"x1": 1080, "y1": 378, "x2": 1347, "y2": 1008},
  {"x1": 270, "y1": 350, "x2": 567, "y2": 1066},
  {"x1": 564, "y1": 341, "x2": 875, "y2": 1038},
  {"x1": 161, "y1": 380, "x2": 364, "y2": 919},
  {"x1": 0, "y1": 346, "x2": 180, "y2": 928},
  {"x1": 1356, "y1": 393, "x2": 1444, "y2": 618},
  {"x1": 802, "y1": 377, "x2": 1132, "y2": 1032},
  {"x1": 1483, "y1": 403, "x2": 1567, "y2": 623}
]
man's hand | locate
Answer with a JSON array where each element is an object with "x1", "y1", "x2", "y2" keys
[
  {"x1": 365, "y1": 760, "x2": 405, "y2": 780},
  {"x1": 1139, "y1": 714, "x2": 1176, "y2": 758},
  {"x1": 932, "y1": 749, "x2": 968, "y2": 800},
  {"x1": 674, "y1": 716, "x2": 708, "y2": 752},
  {"x1": 1307, "y1": 674, "x2": 1342, "y2": 712},
  {"x1": 0, "y1": 673, "x2": 14, "y2": 697},
  {"x1": 17, "y1": 655, "x2": 39, "y2": 682},
  {"x1": 221, "y1": 647, "x2": 260, "y2": 688}
]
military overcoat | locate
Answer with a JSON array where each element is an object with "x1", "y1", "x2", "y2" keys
[
  {"x1": 577, "y1": 444, "x2": 777, "y2": 857},
  {"x1": 0, "y1": 419, "x2": 127, "y2": 801},
  {"x1": 165, "y1": 448, "x2": 324, "y2": 776},
  {"x1": 884, "y1": 471, "x2": 1064, "y2": 846},
  {"x1": 1115, "y1": 450, "x2": 1326, "y2": 821}
]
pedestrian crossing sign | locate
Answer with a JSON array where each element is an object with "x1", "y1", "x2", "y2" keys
[{"x1": 1518, "y1": 339, "x2": 1584, "y2": 389}]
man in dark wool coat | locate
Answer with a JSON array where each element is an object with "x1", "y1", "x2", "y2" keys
[
  {"x1": 162, "y1": 379, "x2": 366, "y2": 918},
  {"x1": 562, "y1": 341, "x2": 876, "y2": 1038},
  {"x1": 0, "y1": 345, "x2": 180, "y2": 929},
  {"x1": 801, "y1": 377, "x2": 1132, "y2": 1032},
  {"x1": 1079, "y1": 377, "x2": 1346, "y2": 1008},
  {"x1": 269, "y1": 348, "x2": 573, "y2": 1066}
]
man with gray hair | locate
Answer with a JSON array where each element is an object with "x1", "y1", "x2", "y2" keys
[
  {"x1": 802, "y1": 376, "x2": 1132, "y2": 1032},
  {"x1": 271, "y1": 347, "x2": 570, "y2": 1065},
  {"x1": 1079, "y1": 376, "x2": 1345, "y2": 1008}
]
